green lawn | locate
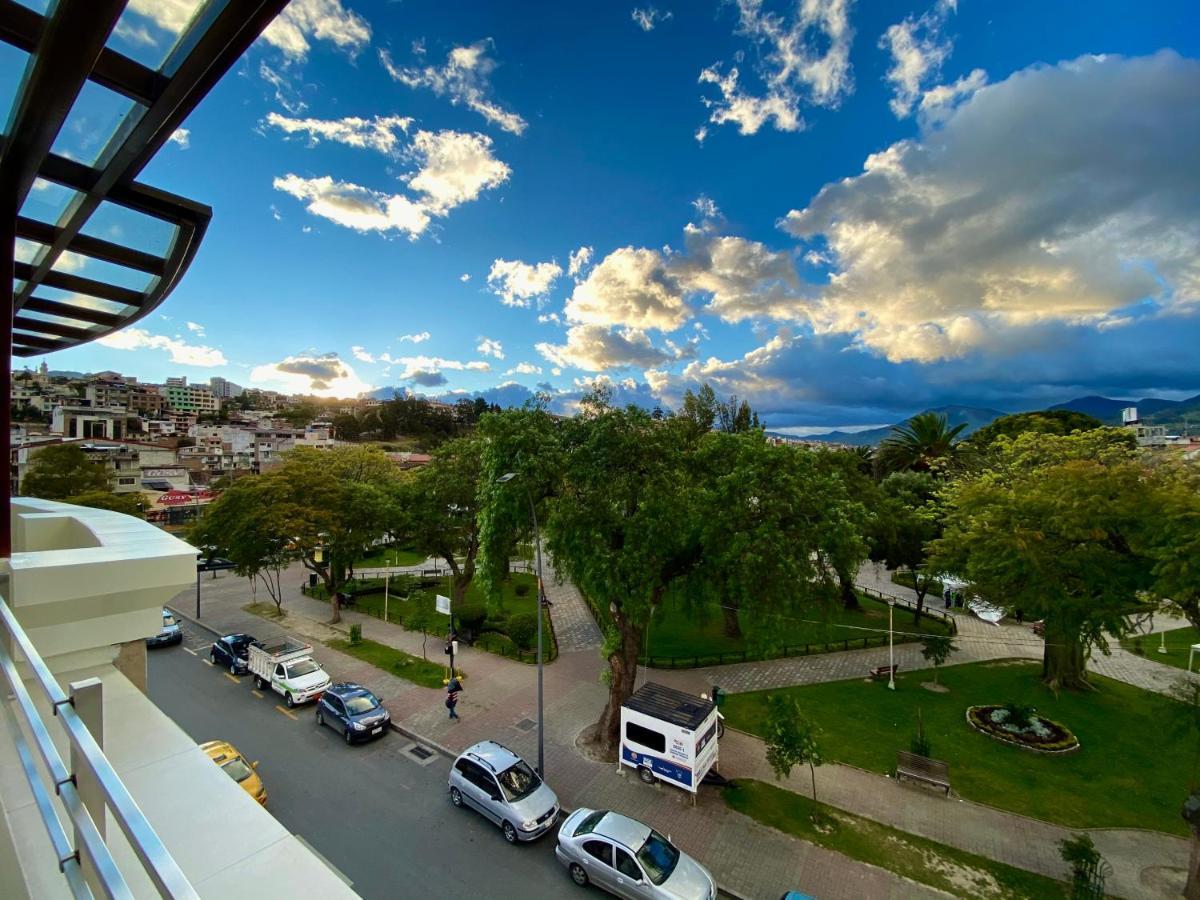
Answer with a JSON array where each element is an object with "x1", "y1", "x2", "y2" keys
[
  {"x1": 325, "y1": 637, "x2": 446, "y2": 688},
  {"x1": 722, "y1": 660, "x2": 1194, "y2": 835},
  {"x1": 353, "y1": 545, "x2": 427, "y2": 569},
  {"x1": 644, "y1": 593, "x2": 950, "y2": 665},
  {"x1": 316, "y1": 572, "x2": 556, "y2": 663},
  {"x1": 1120, "y1": 625, "x2": 1200, "y2": 672},
  {"x1": 724, "y1": 780, "x2": 1066, "y2": 900}
]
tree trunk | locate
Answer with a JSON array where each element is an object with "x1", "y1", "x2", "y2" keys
[
  {"x1": 1041, "y1": 619, "x2": 1091, "y2": 691},
  {"x1": 594, "y1": 608, "x2": 643, "y2": 758},
  {"x1": 839, "y1": 571, "x2": 860, "y2": 611},
  {"x1": 1186, "y1": 826, "x2": 1200, "y2": 900},
  {"x1": 721, "y1": 601, "x2": 743, "y2": 639},
  {"x1": 910, "y1": 569, "x2": 926, "y2": 627},
  {"x1": 809, "y1": 762, "x2": 818, "y2": 804}
]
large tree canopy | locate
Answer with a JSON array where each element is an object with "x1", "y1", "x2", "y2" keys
[
  {"x1": 879, "y1": 411, "x2": 966, "y2": 474},
  {"x1": 21, "y1": 443, "x2": 110, "y2": 500},
  {"x1": 929, "y1": 429, "x2": 1158, "y2": 690}
]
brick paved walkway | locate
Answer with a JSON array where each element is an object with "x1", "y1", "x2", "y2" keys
[{"x1": 172, "y1": 561, "x2": 1193, "y2": 899}]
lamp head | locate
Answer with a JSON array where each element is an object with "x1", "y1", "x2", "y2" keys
[{"x1": 496, "y1": 472, "x2": 517, "y2": 484}]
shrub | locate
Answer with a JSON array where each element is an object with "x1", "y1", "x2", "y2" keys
[
  {"x1": 910, "y1": 707, "x2": 932, "y2": 757},
  {"x1": 455, "y1": 600, "x2": 488, "y2": 632},
  {"x1": 1002, "y1": 702, "x2": 1036, "y2": 730},
  {"x1": 507, "y1": 611, "x2": 538, "y2": 649},
  {"x1": 349, "y1": 623, "x2": 363, "y2": 646},
  {"x1": 514, "y1": 582, "x2": 531, "y2": 598}
]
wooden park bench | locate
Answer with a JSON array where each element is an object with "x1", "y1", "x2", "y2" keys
[
  {"x1": 895, "y1": 750, "x2": 951, "y2": 796},
  {"x1": 869, "y1": 664, "x2": 899, "y2": 680}
]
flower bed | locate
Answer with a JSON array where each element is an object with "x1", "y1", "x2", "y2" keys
[{"x1": 966, "y1": 705, "x2": 1080, "y2": 753}]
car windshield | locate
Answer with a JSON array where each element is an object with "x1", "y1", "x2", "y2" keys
[
  {"x1": 344, "y1": 694, "x2": 379, "y2": 714},
  {"x1": 162, "y1": 614, "x2": 176, "y2": 627},
  {"x1": 636, "y1": 830, "x2": 680, "y2": 886},
  {"x1": 221, "y1": 757, "x2": 253, "y2": 783},
  {"x1": 497, "y1": 760, "x2": 541, "y2": 802},
  {"x1": 286, "y1": 660, "x2": 320, "y2": 678}
]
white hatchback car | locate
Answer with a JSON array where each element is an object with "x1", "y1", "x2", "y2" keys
[{"x1": 555, "y1": 807, "x2": 716, "y2": 899}]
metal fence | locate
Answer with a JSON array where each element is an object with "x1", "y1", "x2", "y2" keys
[
  {"x1": 0, "y1": 592, "x2": 198, "y2": 899},
  {"x1": 854, "y1": 584, "x2": 959, "y2": 633}
]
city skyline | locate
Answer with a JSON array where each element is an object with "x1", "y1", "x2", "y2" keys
[{"x1": 7, "y1": 0, "x2": 1199, "y2": 430}]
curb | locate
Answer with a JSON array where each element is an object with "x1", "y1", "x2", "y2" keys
[
  {"x1": 166, "y1": 605, "x2": 222, "y2": 639},
  {"x1": 387, "y1": 721, "x2": 456, "y2": 760}
]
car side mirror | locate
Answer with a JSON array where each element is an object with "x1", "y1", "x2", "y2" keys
[{"x1": 252, "y1": 761, "x2": 260, "y2": 769}]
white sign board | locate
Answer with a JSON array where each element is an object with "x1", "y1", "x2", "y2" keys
[{"x1": 436, "y1": 594, "x2": 451, "y2": 616}]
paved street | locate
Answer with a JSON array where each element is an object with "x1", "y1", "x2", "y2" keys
[{"x1": 146, "y1": 623, "x2": 572, "y2": 900}]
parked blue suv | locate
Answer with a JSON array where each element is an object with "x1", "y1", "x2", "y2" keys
[
  {"x1": 315, "y1": 683, "x2": 391, "y2": 744},
  {"x1": 209, "y1": 633, "x2": 260, "y2": 675}
]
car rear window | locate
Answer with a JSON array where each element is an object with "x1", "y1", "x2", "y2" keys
[
  {"x1": 573, "y1": 810, "x2": 608, "y2": 837},
  {"x1": 162, "y1": 614, "x2": 176, "y2": 627},
  {"x1": 221, "y1": 757, "x2": 253, "y2": 783}
]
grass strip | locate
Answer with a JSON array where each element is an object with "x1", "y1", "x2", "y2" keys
[
  {"x1": 724, "y1": 780, "x2": 1067, "y2": 900},
  {"x1": 326, "y1": 637, "x2": 447, "y2": 689}
]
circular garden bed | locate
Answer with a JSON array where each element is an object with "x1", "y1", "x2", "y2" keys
[{"x1": 966, "y1": 705, "x2": 1080, "y2": 753}]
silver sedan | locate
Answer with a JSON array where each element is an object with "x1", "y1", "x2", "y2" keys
[{"x1": 555, "y1": 807, "x2": 716, "y2": 899}]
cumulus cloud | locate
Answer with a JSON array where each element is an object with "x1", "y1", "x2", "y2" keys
[
  {"x1": 691, "y1": 196, "x2": 720, "y2": 221},
  {"x1": 273, "y1": 174, "x2": 431, "y2": 237},
  {"x1": 476, "y1": 338, "x2": 505, "y2": 359},
  {"x1": 251, "y1": 352, "x2": 372, "y2": 396},
  {"x1": 565, "y1": 247, "x2": 689, "y2": 331},
  {"x1": 185, "y1": 321, "x2": 205, "y2": 336},
  {"x1": 262, "y1": 0, "x2": 371, "y2": 61},
  {"x1": 538, "y1": 312, "x2": 562, "y2": 326},
  {"x1": 535, "y1": 324, "x2": 681, "y2": 372},
  {"x1": 460, "y1": 273, "x2": 471, "y2": 282},
  {"x1": 919, "y1": 67, "x2": 987, "y2": 120},
  {"x1": 568, "y1": 246, "x2": 593, "y2": 278},
  {"x1": 264, "y1": 113, "x2": 412, "y2": 155},
  {"x1": 380, "y1": 40, "x2": 526, "y2": 135},
  {"x1": 632, "y1": 7, "x2": 672, "y2": 31},
  {"x1": 168, "y1": 128, "x2": 190, "y2": 149},
  {"x1": 407, "y1": 370, "x2": 448, "y2": 387},
  {"x1": 780, "y1": 52, "x2": 1200, "y2": 363},
  {"x1": 487, "y1": 258, "x2": 563, "y2": 307},
  {"x1": 699, "y1": 0, "x2": 854, "y2": 136},
  {"x1": 675, "y1": 226, "x2": 802, "y2": 322},
  {"x1": 405, "y1": 130, "x2": 510, "y2": 214},
  {"x1": 505, "y1": 362, "x2": 543, "y2": 375},
  {"x1": 97, "y1": 328, "x2": 226, "y2": 367},
  {"x1": 351, "y1": 346, "x2": 375, "y2": 363},
  {"x1": 398, "y1": 331, "x2": 431, "y2": 344},
  {"x1": 880, "y1": 0, "x2": 957, "y2": 118}
]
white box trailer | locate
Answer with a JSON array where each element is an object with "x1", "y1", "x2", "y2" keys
[
  {"x1": 247, "y1": 639, "x2": 331, "y2": 707},
  {"x1": 619, "y1": 682, "x2": 719, "y2": 795}
]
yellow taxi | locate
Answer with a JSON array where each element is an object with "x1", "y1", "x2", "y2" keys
[{"x1": 200, "y1": 740, "x2": 267, "y2": 806}]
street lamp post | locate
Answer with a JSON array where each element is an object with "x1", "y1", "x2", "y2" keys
[
  {"x1": 887, "y1": 598, "x2": 896, "y2": 691},
  {"x1": 498, "y1": 472, "x2": 545, "y2": 778}
]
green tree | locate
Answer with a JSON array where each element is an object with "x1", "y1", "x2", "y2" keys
[
  {"x1": 871, "y1": 471, "x2": 942, "y2": 625},
  {"x1": 402, "y1": 435, "x2": 484, "y2": 606},
  {"x1": 930, "y1": 430, "x2": 1156, "y2": 690},
  {"x1": 969, "y1": 410, "x2": 1103, "y2": 448},
  {"x1": 67, "y1": 489, "x2": 146, "y2": 518},
  {"x1": 879, "y1": 411, "x2": 966, "y2": 474},
  {"x1": 919, "y1": 634, "x2": 958, "y2": 686},
  {"x1": 1150, "y1": 465, "x2": 1200, "y2": 632},
  {"x1": 815, "y1": 448, "x2": 880, "y2": 610},
  {"x1": 679, "y1": 384, "x2": 719, "y2": 435},
  {"x1": 21, "y1": 443, "x2": 111, "y2": 499},
  {"x1": 764, "y1": 694, "x2": 823, "y2": 804}
]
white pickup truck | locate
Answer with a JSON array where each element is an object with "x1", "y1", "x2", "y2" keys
[{"x1": 248, "y1": 640, "x2": 331, "y2": 708}]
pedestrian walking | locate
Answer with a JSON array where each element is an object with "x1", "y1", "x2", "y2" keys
[
  {"x1": 1015, "y1": 608, "x2": 1024, "y2": 624},
  {"x1": 446, "y1": 677, "x2": 461, "y2": 720},
  {"x1": 954, "y1": 591, "x2": 964, "y2": 608},
  {"x1": 943, "y1": 588, "x2": 952, "y2": 609}
]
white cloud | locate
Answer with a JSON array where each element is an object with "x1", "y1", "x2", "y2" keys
[
  {"x1": 114, "y1": 20, "x2": 156, "y2": 47},
  {"x1": 919, "y1": 67, "x2": 987, "y2": 119},
  {"x1": 168, "y1": 128, "x2": 190, "y2": 149},
  {"x1": 185, "y1": 321, "x2": 205, "y2": 336},
  {"x1": 406, "y1": 130, "x2": 510, "y2": 215},
  {"x1": 675, "y1": 226, "x2": 802, "y2": 323},
  {"x1": 536, "y1": 324, "x2": 683, "y2": 372},
  {"x1": 251, "y1": 352, "x2": 373, "y2": 397},
  {"x1": 881, "y1": 0, "x2": 958, "y2": 118},
  {"x1": 487, "y1": 258, "x2": 563, "y2": 307},
  {"x1": 691, "y1": 195, "x2": 720, "y2": 220},
  {"x1": 550, "y1": 367, "x2": 562, "y2": 376},
  {"x1": 779, "y1": 52, "x2": 1200, "y2": 362},
  {"x1": 398, "y1": 331, "x2": 431, "y2": 344},
  {"x1": 564, "y1": 247, "x2": 688, "y2": 331},
  {"x1": 393, "y1": 355, "x2": 492, "y2": 381},
  {"x1": 125, "y1": 0, "x2": 198, "y2": 36},
  {"x1": 632, "y1": 7, "x2": 673, "y2": 31},
  {"x1": 538, "y1": 312, "x2": 562, "y2": 326},
  {"x1": 259, "y1": 62, "x2": 307, "y2": 115},
  {"x1": 460, "y1": 273, "x2": 471, "y2": 282},
  {"x1": 380, "y1": 40, "x2": 526, "y2": 135},
  {"x1": 97, "y1": 328, "x2": 227, "y2": 367},
  {"x1": 568, "y1": 246, "x2": 593, "y2": 278},
  {"x1": 262, "y1": 0, "x2": 371, "y2": 61},
  {"x1": 700, "y1": 0, "x2": 854, "y2": 136},
  {"x1": 476, "y1": 338, "x2": 505, "y2": 359},
  {"x1": 264, "y1": 113, "x2": 412, "y2": 155},
  {"x1": 351, "y1": 346, "x2": 375, "y2": 362},
  {"x1": 505, "y1": 362, "x2": 543, "y2": 375},
  {"x1": 273, "y1": 174, "x2": 431, "y2": 237}
]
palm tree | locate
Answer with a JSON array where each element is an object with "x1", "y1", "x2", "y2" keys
[{"x1": 879, "y1": 412, "x2": 967, "y2": 473}]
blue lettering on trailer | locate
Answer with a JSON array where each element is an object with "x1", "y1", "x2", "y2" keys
[{"x1": 622, "y1": 744, "x2": 693, "y2": 787}]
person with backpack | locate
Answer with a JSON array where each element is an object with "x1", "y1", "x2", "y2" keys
[{"x1": 446, "y1": 677, "x2": 461, "y2": 720}]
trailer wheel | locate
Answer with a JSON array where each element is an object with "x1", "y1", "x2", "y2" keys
[
  {"x1": 638, "y1": 766, "x2": 655, "y2": 785},
  {"x1": 254, "y1": 676, "x2": 265, "y2": 691}
]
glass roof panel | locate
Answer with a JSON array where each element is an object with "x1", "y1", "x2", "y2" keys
[
  {"x1": 28, "y1": 286, "x2": 132, "y2": 316},
  {"x1": 80, "y1": 200, "x2": 177, "y2": 258},
  {"x1": 0, "y1": 40, "x2": 27, "y2": 123},
  {"x1": 50, "y1": 255, "x2": 155, "y2": 294},
  {"x1": 50, "y1": 80, "x2": 138, "y2": 166},
  {"x1": 109, "y1": 1, "x2": 208, "y2": 71},
  {"x1": 19, "y1": 179, "x2": 81, "y2": 225},
  {"x1": 11, "y1": 1, "x2": 49, "y2": 13}
]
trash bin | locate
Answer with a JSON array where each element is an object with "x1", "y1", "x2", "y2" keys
[
  {"x1": 309, "y1": 573, "x2": 318, "y2": 588},
  {"x1": 711, "y1": 685, "x2": 725, "y2": 708}
]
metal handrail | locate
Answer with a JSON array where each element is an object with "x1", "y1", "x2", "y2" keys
[{"x1": 0, "y1": 594, "x2": 199, "y2": 899}]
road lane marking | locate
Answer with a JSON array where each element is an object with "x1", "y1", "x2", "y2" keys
[
  {"x1": 184, "y1": 647, "x2": 198, "y2": 657},
  {"x1": 275, "y1": 705, "x2": 298, "y2": 721},
  {"x1": 202, "y1": 658, "x2": 213, "y2": 666},
  {"x1": 251, "y1": 690, "x2": 264, "y2": 698},
  {"x1": 223, "y1": 673, "x2": 240, "y2": 684},
  {"x1": 294, "y1": 835, "x2": 353, "y2": 888}
]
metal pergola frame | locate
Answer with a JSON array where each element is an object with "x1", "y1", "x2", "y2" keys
[{"x1": 1, "y1": 0, "x2": 290, "y2": 555}]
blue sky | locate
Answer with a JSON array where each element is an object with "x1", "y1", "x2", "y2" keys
[{"x1": 14, "y1": 0, "x2": 1200, "y2": 430}]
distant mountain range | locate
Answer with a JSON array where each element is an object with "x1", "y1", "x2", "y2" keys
[{"x1": 792, "y1": 405, "x2": 1007, "y2": 446}]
